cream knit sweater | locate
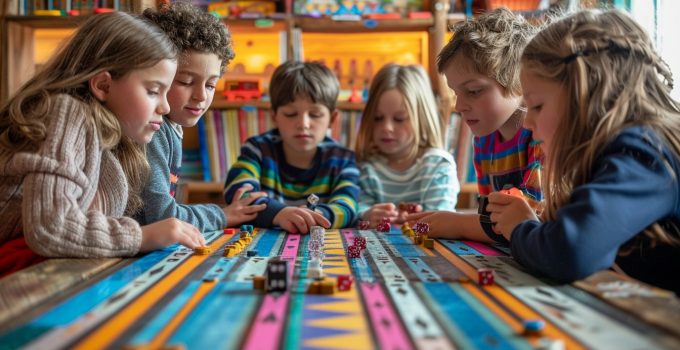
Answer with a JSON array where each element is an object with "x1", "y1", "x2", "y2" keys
[{"x1": 0, "y1": 94, "x2": 142, "y2": 257}]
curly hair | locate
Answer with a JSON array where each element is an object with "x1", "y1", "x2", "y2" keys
[
  {"x1": 143, "y1": 1, "x2": 235, "y2": 74},
  {"x1": 437, "y1": 7, "x2": 538, "y2": 96}
]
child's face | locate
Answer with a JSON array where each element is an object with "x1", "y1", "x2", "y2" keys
[
  {"x1": 273, "y1": 95, "x2": 336, "y2": 162},
  {"x1": 372, "y1": 89, "x2": 415, "y2": 161},
  {"x1": 443, "y1": 56, "x2": 522, "y2": 137},
  {"x1": 520, "y1": 69, "x2": 565, "y2": 157},
  {"x1": 167, "y1": 51, "x2": 222, "y2": 127},
  {"x1": 104, "y1": 58, "x2": 176, "y2": 144}
]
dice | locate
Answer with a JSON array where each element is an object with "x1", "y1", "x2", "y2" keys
[
  {"x1": 337, "y1": 275, "x2": 354, "y2": 291},
  {"x1": 358, "y1": 220, "x2": 370, "y2": 230},
  {"x1": 478, "y1": 268, "x2": 495, "y2": 286}
]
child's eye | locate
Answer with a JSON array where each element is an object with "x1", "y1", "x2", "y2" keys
[
  {"x1": 309, "y1": 113, "x2": 322, "y2": 119},
  {"x1": 468, "y1": 89, "x2": 482, "y2": 96},
  {"x1": 176, "y1": 80, "x2": 192, "y2": 86},
  {"x1": 147, "y1": 90, "x2": 160, "y2": 96},
  {"x1": 206, "y1": 84, "x2": 216, "y2": 91},
  {"x1": 284, "y1": 113, "x2": 297, "y2": 118},
  {"x1": 374, "y1": 115, "x2": 384, "y2": 122},
  {"x1": 530, "y1": 104, "x2": 543, "y2": 112}
]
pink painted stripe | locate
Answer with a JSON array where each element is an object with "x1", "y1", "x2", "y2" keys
[
  {"x1": 360, "y1": 283, "x2": 413, "y2": 350},
  {"x1": 462, "y1": 240, "x2": 505, "y2": 256},
  {"x1": 340, "y1": 229, "x2": 355, "y2": 245},
  {"x1": 242, "y1": 234, "x2": 301, "y2": 350},
  {"x1": 281, "y1": 234, "x2": 301, "y2": 280},
  {"x1": 242, "y1": 293, "x2": 291, "y2": 350}
]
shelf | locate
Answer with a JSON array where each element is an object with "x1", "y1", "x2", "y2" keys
[
  {"x1": 5, "y1": 15, "x2": 85, "y2": 28},
  {"x1": 209, "y1": 97, "x2": 365, "y2": 111},
  {"x1": 294, "y1": 17, "x2": 433, "y2": 33}
]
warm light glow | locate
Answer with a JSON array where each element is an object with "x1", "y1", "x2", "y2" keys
[{"x1": 34, "y1": 29, "x2": 74, "y2": 64}]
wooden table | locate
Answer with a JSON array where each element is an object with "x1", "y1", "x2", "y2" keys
[{"x1": 0, "y1": 228, "x2": 678, "y2": 349}]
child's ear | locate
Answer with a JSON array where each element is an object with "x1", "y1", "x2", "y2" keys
[
  {"x1": 329, "y1": 109, "x2": 339, "y2": 126},
  {"x1": 89, "y1": 71, "x2": 113, "y2": 102}
]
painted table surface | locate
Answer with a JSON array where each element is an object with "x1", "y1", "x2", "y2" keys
[{"x1": 0, "y1": 228, "x2": 679, "y2": 350}]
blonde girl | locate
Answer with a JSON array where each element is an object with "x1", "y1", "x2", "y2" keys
[{"x1": 356, "y1": 63, "x2": 459, "y2": 227}]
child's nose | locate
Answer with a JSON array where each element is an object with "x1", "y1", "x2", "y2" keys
[
  {"x1": 192, "y1": 86, "x2": 207, "y2": 102},
  {"x1": 454, "y1": 96, "x2": 468, "y2": 113},
  {"x1": 159, "y1": 96, "x2": 171, "y2": 115}
]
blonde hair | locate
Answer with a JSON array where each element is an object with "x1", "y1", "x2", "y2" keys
[
  {"x1": 0, "y1": 11, "x2": 178, "y2": 214},
  {"x1": 355, "y1": 64, "x2": 443, "y2": 163},
  {"x1": 522, "y1": 9, "x2": 680, "y2": 247},
  {"x1": 437, "y1": 7, "x2": 538, "y2": 97}
]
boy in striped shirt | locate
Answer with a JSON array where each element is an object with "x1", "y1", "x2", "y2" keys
[{"x1": 223, "y1": 61, "x2": 360, "y2": 233}]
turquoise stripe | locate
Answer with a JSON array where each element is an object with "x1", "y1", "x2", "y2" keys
[
  {"x1": 253, "y1": 229, "x2": 280, "y2": 256},
  {"x1": 167, "y1": 282, "x2": 259, "y2": 349},
  {"x1": 439, "y1": 239, "x2": 483, "y2": 256}
]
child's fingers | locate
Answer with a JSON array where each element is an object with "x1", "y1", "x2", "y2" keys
[
  {"x1": 487, "y1": 192, "x2": 514, "y2": 205},
  {"x1": 242, "y1": 204, "x2": 267, "y2": 214},
  {"x1": 311, "y1": 211, "x2": 331, "y2": 228},
  {"x1": 234, "y1": 184, "x2": 255, "y2": 200},
  {"x1": 242, "y1": 191, "x2": 267, "y2": 204},
  {"x1": 405, "y1": 211, "x2": 431, "y2": 221}
]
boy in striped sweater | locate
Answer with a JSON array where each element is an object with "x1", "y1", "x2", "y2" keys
[{"x1": 223, "y1": 61, "x2": 360, "y2": 233}]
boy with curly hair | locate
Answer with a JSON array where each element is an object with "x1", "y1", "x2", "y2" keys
[{"x1": 138, "y1": 2, "x2": 267, "y2": 231}]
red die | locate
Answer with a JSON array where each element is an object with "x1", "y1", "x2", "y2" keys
[
  {"x1": 353, "y1": 237, "x2": 367, "y2": 250},
  {"x1": 337, "y1": 275, "x2": 354, "y2": 291},
  {"x1": 413, "y1": 221, "x2": 430, "y2": 235},
  {"x1": 478, "y1": 268, "x2": 495, "y2": 285},
  {"x1": 376, "y1": 222, "x2": 391, "y2": 232},
  {"x1": 348, "y1": 245, "x2": 361, "y2": 258},
  {"x1": 358, "y1": 220, "x2": 370, "y2": 230},
  {"x1": 407, "y1": 203, "x2": 418, "y2": 214}
]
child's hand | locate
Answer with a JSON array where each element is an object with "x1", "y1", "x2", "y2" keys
[
  {"x1": 273, "y1": 207, "x2": 331, "y2": 234},
  {"x1": 487, "y1": 192, "x2": 539, "y2": 240},
  {"x1": 405, "y1": 211, "x2": 457, "y2": 238},
  {"x1": 140, "y1": 218, "x2": 204, "y2": 251},
  {"x1": 223, "y1": 184, "x2": 268, "y2": 227},
  {"x1": 397, "y1": 204, "x2": 422, "y2": 224},
  {"x1": 363, "y1": 203, "x2": 399, "y2": 227}
]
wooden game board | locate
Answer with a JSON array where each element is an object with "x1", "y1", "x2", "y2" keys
[{"x1": 0, "y1": 228, "x2": 678, "y2": 349}]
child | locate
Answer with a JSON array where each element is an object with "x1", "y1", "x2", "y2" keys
[
  {"x1": 223, "y1": 61, "x2": 360, "y2": 234},
  {"x1": 138, "y1": 2, "x2": 267, "y2": 231},
  {"x1": 408, "y1": 8, "x2": 542, "y2": 243},
  {"x1": 0, "y1": 12, "x2": 204, "y2": 276},
  {"x1": 487, "y1": 9, "x2": 680, "y2": 293},
  {"x1": 355, "y1": 63, "x2": 459, "y2": 227}
]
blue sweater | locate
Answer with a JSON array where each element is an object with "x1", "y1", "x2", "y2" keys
[
  {"x1": 137, "y1": 118, "x2": 226, "y2": 231},
  {"x1": 223, "y1": 129, "x2": 360, "y2": 228},
  {"x1": 510, "y1": 126, "x2": 680, "y2": 293}
]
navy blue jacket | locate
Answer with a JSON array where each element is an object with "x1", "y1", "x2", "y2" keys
[{"x1": 510, "y1": 126, "x2": 680, "y2": 294}]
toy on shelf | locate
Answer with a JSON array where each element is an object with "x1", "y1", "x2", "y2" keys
[
  {"x1": 223, "y1": 80, "x2": 262, "y2": 101},
  {"x1": 208, "y1": 1, "x2": 277, "y2": 19}
]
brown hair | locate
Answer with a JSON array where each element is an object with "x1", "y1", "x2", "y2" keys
[
  {"x1": 522, "y1": 9, "x2": 680, "y2": 248},
  {"x1": 0, "y1": 11, "x2": 177, "y2": 214},
  {"x1": 268, "y1": 61, "x2": 340, "y2": 112},
  {"x1": 143, "y1": 1, "x2": 234, "y2": 74},
  {"x1": 437, "y1": 7, "x2": 537, "y2": 97}
]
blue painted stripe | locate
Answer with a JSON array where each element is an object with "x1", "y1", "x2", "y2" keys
[
  {"x1": 439, "y1": 239, "x2": 482, "y2": 256},
  {"x1": 167, "y1": 282, "x2": 259, "y2": 349},
  {"x1": 0, "y1": 247, "x2": 173, "y2": 348},
  {"x1": 254, "y1": 229, "x2": 281, "y2": 256},
  {"x1": 128, "y1": 258, "x2": 239, "y2": 345},
  {"x1": 403, "y1": 257, "x2": 441, "y2": 282},
  {"x1": 422, "y1": 283, "x2": 528, "y2": 350}
]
